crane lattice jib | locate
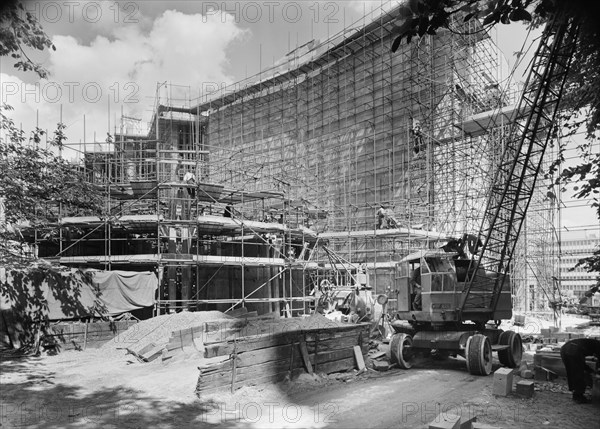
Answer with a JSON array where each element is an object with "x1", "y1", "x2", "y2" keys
[{"x1": 461, "y1": 13, "x2": 579, "y2": 315}]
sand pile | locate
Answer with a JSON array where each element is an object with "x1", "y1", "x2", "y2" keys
[{"x1": 100, "y1": 310, "x2": 232, "y2": 352}]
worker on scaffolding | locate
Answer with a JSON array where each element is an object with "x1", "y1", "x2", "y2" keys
[
  {"x1": 376, "y1": 205, "x2": 387, "y2": 229},
  {"x1": 183, "y1": 170, "x2": 196, "y2": 199},
  {"x1": 411, "y1": 118, "x2": 425, "y2": 155},
  {"x1": 560, "y1": 338, "x2": 600, "y2": 403}
]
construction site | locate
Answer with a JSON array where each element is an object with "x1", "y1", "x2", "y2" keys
[
  {"x1": 20, "y1": 6, "x2": 552, "y2": 316},
  {"x1": 1, "y1": 2, "x2": 599, "y2": 428}
]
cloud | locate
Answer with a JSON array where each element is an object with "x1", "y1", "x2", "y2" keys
[{"x1": 1, "y1": 7, "x2": 247, "y2": 158}]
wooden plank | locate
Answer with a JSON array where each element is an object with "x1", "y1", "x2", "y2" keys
[
  {"x1": 354, "y1": 345, "x2": 365, "y2": 371},
  {"x1": 200, "y1": 356, "x2": 300, "y2": 390},
  {"x1": 236, "y1": 343, "x2": 292, "y2": 367},
  {"x1": 203, "y1": 328, "x2": 248, "y2": 344},
  {"x1": 199, "y1": 356, "x2": 357, "y2": 394},
  {"x1": 311, "y1": 356, "x2": 355, "y2": 375},
  {"x1": 305, "y1": 335, "x2": 360, "y2": 353},
  {"x1": 299, "y1": 339, "x2": 313, "y2": 374},
  {"x1": 204, "y1": 319, "x2": 248, "y2": 333},
  {"x1": 199, "y1": 348, "x2": 354, "y2": 388},
  {"x1": 308, "y1": 348, "x2": 354, "y2": 366},
  {"x1": 232, "y1": 338, "x2": 354, "y2": 367},
  {"x1": 304, "y1": 327, "x2": 366, "y2": 342},
  {"x1": 45, "y1": 332, "x2": 119, "y2": 344},
  {"x1": 204, "y1": 332, "x2": 299, "y2": 358},
  {"x1": 141, "y1": 345, "x2": 165, "y2": 362},
  {"x1": 47, "y1": 321, "x2": 137, "y2": 335}
]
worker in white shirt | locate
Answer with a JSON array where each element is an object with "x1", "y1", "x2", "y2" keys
[{"x1": 183, "y1": 170, "x2": 196, "y2": 198}]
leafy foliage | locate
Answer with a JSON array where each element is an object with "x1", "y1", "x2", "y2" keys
[
  {"x1": 0, "y1": 103, "x2": 103, "y2": 252},
  {"x1": 0, "y1": 1, "x2": 108, "y2": 351},
  {"x1": 0, "y1": 0, "x2": 55, "y2": 79},
  {"x1": 391, "y1": 0, "x2": 533, "y2": 50}
]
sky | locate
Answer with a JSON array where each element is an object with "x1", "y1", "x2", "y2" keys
[{"x1": 1, "y1": 0, "x2": 597, "y2": 230}]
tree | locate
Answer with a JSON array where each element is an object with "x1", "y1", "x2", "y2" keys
[
  {"x1": 0, "y1": 108, "x2": 103, "y2": 253},
  {"x1": 0, "y1": 1, "x2": 103, "y2": 260},
  {"x1": 0, "y1": 0, "x2": 56, "y2": 78},
  {"x1": 0, "y1": 1, "x2": 105, "y2": 351},
  {"x1": 390, "y1": 0, "x2": 600, "y2": 291}
]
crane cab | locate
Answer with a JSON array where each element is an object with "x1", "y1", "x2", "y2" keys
[
  {"x1": 395, "y1": 250, "x2": 462, "y2": 323},
  {"x1": 394, "y1": 250, "x2": 513, "y2": 325}
]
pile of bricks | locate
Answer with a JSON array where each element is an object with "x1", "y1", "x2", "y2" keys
[{"x1": 492, "y1": 366, "x2": 536, "y2": 399}]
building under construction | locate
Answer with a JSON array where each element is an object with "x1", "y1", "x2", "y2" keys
[{"x1": 30, "y1": 3, "x2": 557, "y2": 318}]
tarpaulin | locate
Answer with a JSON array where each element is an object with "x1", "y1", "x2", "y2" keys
[{"x1": 0, "y1": 266, "x2": 157, "y2": 321}]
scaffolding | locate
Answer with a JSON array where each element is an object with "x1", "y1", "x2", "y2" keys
[{"x1": 26, "y1": 1, "x2": 559, "y2": 317}]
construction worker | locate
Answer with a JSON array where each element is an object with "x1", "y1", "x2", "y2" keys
[
  {"x1": 376, "y1": 205, "x2": 387, "y2": 229},
  {"x1": 411, "y1": 118, "x2": 424, "y2": 155},
  {"x1": 183, "y1": 170, "x2": 196, "y2": 198},
  {"x1": 410, "y1": 266, "x2": 422, "y2": 311},
  {"x1": 560, "y1": 338, "x2": 600, "y2": 403}
]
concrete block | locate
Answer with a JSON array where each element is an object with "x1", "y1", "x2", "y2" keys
[
  {"x1": 429, "y1": 413, "x2": 461, "y2": 429},
  {"x1": 516, "y1": 380, "x2": 535, "y2": 398},
  {"x1": 493, "y1": 367, "x2": 513, "y2": 396},
  {"x1": 372, "y1": 360, "x2": 390, "y2": 371}
]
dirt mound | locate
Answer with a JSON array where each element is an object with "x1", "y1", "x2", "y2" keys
[
  {"x1": 100, "y1": 311, "x2": 232, "y2": 352},
  {"x1": 296, "y1": 311, "x2": 349, "y2": 330}
]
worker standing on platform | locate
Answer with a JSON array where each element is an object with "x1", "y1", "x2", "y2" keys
[
  {"x1": 376, "y1": 205, "x2": 387, "y2": 229},
  {"x1": 183, "y1": 170, "x2": 196, "y2": 199},
  {"x1": 560, "y1": 338, "x2": 600, "y2": 403},
  {"x1": 411, "y1": 118, "x2": 424, "y2": 155}
]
